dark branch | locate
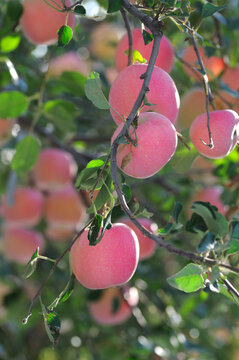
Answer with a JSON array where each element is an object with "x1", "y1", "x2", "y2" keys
[{"x1": 120, "y1": 8, "x2": 133, "y2": 66}]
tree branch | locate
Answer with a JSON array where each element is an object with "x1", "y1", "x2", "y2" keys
[{"x1": 120, "y1": 8, "x2": 133, "y2": 66}]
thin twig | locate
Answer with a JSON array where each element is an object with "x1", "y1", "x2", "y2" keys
[
  {"x1": 221, "y1": 278, "x2": 239, "y2": 299},
  {"x1": 23, "y1": 220, "x2": 93, "y2": 324},
  {"x1": 120, "y1": 8, "x2": 133, "y2": 66},
  {"x1": 190, "y1": 35, "x2": 215, "y2": 149}
]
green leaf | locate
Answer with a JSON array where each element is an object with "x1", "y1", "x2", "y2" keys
[
  {"x1": 191, "y1": 202, "x2": 229, "y2": 237},
  {"x1": 145, "y1": 0, "x2": 155, "y2": 6},
  {"x1": 167, "y1": 263, "x2": 205, "y2": 293},
  {"x1": 87, "y1": 174, "x2": 114, "y2": 213},
  {"x1": 107, "y1": 0, "x2": 122, "y2": 13},
  {"x1": 186, "y1": 213, "x2": 208, "y2": 233},
  {"x1": 75, "y1": 158, "x2": 107, "y2": 191},
  {"x1": 57, "y1": 71, "x2": 87, "y2": 96},
  {"x1": 11, "y1": 135, "x2": 40, "y2": 175},
  {"x1": 23, "y1": 248, "x2": 39, "y2": 279},
  {"x1": 49, "y1": 274, "x2": 76, "y2": 309},
  {"x1": 88, "y1": 214, "x2": 103, "y2": 246},
  {"x1": 218, "y1": 282, "x2": 239, "y2": 306},
  {"x1": 41, "y1": 302, "x2": 61, "y2": 347},
  {"x1": 84, "y1": 72, "x2": 110, "y2": 110},
  {"x1": 172, "y1": 146, "x2": 198, "y2": 174},
  {"x1": 7, "y1": 0, "x2": 24, "y2": 22},
  {"x1": 227, "y1": 222, "x2": 239, "y2": 255},
  {"x1": 0, "y1": 35, "x2": 21, "y2": 53},
  {"x1": 96, "y1": 210, "x2": 113, "y2": 244},
  {"x1": 198, "y1": 232, "x2": 217, "y2": 253},
  {"x1": 124, "y1": 49, "x2": 147, "y2": 64},
  {"x1": 142, "y1": 30, "x2": 154, "y2": 45},
  {"x1": 0, "y1": 91, "x2": 29, "y2": 119},
  {"x1": 74, "y1": 5, "x2": 86, "y2": 15},
  {"x1": 173, "y1": 202, "x2": 183, "y2": 223},
  {"x1": 58, "y1": 25, "x2": 73, "y2": 47},
  {"x1": 87, "y1": 159, "x2": 105, "y2": 169},
  {"x1": 202, "y1": 3, "x2": 226, "y2": 18},
  {"x1": 44, "y1": 99, "x2": 77, "y2": 133}
]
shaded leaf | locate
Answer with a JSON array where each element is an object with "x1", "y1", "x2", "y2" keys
[
  {"x1": 198, "y1": 232, "x2": 217, "y2": 253},
  {"x1": 74, "y1": 5, "x2": 86, "y2": 15},
  {"x1": 11, "y1": 135, "x2": 40, "y2": 175},
  {"x1": 142, "y1": 29, "x2": 154, "y2": 45},
  {"x1": 227, "y1": 222, "x2": 239, "y2": 255},
  {"x1": 84, "y1": 72, "x2": 110, "y2": 110},
  {"x1": 202, "y1": 3, "x2": 226, "y2": 18},
  {"x1": 88, "y1": 214, "x2": 103, "y2": 246},
  {"x1": 173, "y1": 202, "x2": 183, "y2": 223},
  {"x1": 0, "y1": 91, "x2": 29, "y2": 118},
  {"x1": 108, "y1": 0, "x2": 122, "y2": 13}
]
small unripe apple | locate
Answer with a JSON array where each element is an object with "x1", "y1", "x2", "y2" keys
[
  {"x1": 190, "y1": 109, "x2": 239, "y2": 159},
  {"x1": 70, "y1": 223, "x2": 139, "y2": 289}
]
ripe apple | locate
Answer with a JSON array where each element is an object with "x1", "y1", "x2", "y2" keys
[
  {"x1": 20, "y1": 0, "x2": 76, "y2": 45},
  {"x1": 109, "y1": 64, "x2": 180, "y2": 125},
  {"x1": 119, "y1": 218, "x2": 158, "y2": 260},
  {"x1": 111, "y1": 112, "x2": 178, "y2": 179},
  {"x1": 70, "y1": 223, "x2": 139, "y2": 289},
  {"x1": 115, "y1": 28, "x2": 174, "y2": 73},
  {"x1": 88, "y1": 286, "x2": 139, "y2": 326},
  {"x1": 2, "y1": 187, "x2": 43, "y2": 227},
  {"x1": 48, "y1": 52, "x2": 91, "y2": 77},
  {"x1": 44, "y1": 187, "x2": 86, "y2": 229},
  {"x1": 178, "y1": 88, "x2": 226, "y2": 130},
  {"x1": 33, "y1": 148, "x2": 77, "y2": 191},
  {"x1": 190, "y1": 186, "x2": 228, "y2": 215},
  {"x1": 182, "y1": 45, "x2": 225, "y2": 81},
  {"x1": 2, "y1": 227, "x2": 44, "y2": 265},
  {"x1": 190, "y1": 109, "x2": 239, "y2": 159}
]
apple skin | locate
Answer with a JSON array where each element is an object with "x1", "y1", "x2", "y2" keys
[
  {"x1": 219, "y1": 65, "x2": 239, "y2": 112},
  {"x1": 2, "y1": 227, "x2": 44, "y2": 265},
  {"x1": 178, "y1": 88, "x2": 226, "y2": 130},
  {"x1": 182, "y1": 45, "x2": 225, "y2": 81},
  {"x1": 88, "y1": 287, "x2": 139, "y2": 326},
  {"x1": 2, "y1": 187, "x2": 43, "y2": 227},
  {"x1": 190, "y1": 109, "x2": 239, "y2": 159},
  {"x1": 33, "y1": 148, "x2": 76, "y2": 191},
  {"x1": 115, "y1": 28, "x2": 174, "y2": 73},
  {"x1": 70, "y1": 223, "x2": 139, "y2": 290},
  {"x1": 190, "y1": 186, "x2": 228, "y2": 216},
  {"x1": 109, "y1": 64, "x2": 180, "y2": 126},
  {"x1": 48, "y1": 52, "x2": 90, "y2": 77},
  {"x1": 20, "y1": 0, "x2": 76, "y2": 45},
  {"x1": 111, "y1": 112, "x2": 178, "y2": 179},
  {"x1": 119, "y1": 218, "x2": 158, "y2": 260}
]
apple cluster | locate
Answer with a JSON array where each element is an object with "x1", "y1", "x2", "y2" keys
[
  {"x1": 5, "y1": 0, "x2": 238, "y2": 327},
  {"x1": 1, "y1": 148, "x2": 86, "y2": 264}
]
